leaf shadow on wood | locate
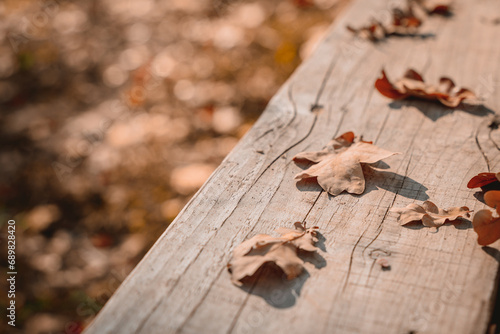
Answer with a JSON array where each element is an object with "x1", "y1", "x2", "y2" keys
[
  {"x1": 236, "y1": 245, "x2": 326, "y2": 309},
  {"x1": 400, "y1": 217, "x2": 472, "y2": 231},
  {"x1": 360, "y1": 165, "x2": 429, "y2": 201},
  {"x1": 474, "y1": 191, "x2": 486, "y2": 204},
  {"x1": 482, "y1": 246, "x2": 500, "y2": 263},
  {"x1": 390, "y1": 32, "x2": 436, "y2": 40},
  {"x1": 388, "y1": 100, "x2": 494, "y2": 121},
  {"x1": 294, "y1": 163, "x2": 429, "y2": 201}
]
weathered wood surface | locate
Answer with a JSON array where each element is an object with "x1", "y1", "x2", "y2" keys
[{"x1": 86, "y1": 0, "x2": 500, "y2": 333}]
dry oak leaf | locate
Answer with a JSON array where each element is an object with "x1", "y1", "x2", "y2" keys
[
  {"x1": 375, "y1": 69, "x2": 476, "y2": 107},
  {"x1": 467, "y1": 172, "x2": 500, "y2": 191},
  {"x1": 473, "y1": 191, "x2": 500, "y2": 246},
  {"x1": 391, "y1": 201, "x2": 470, "y2": 229},
  {"x1": 293, "y1": 132, "x2": 399, "y2": 196},
  {"x1": 346, "y1": 6, "x2": 421, "y2": 42},
  {"x1": 227, "y1": 222, "x2": 319, "y2": 286}
]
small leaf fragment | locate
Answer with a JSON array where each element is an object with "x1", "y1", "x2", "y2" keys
[
  {"x1": 228, "y1": 222, "x2": 319, "y2": 286},
  {"x1": 375, "y1": 69, "x2": 477, "y2": 107},
  {"x1": 293, "y1": 132, "x2": 399, "y2": 196},
  {"x1": 376, "y1": 258, "x2": 391, "y2": 270},
  {"x1": 391, "y1": 200, "x2": 470, "y2": 228}
]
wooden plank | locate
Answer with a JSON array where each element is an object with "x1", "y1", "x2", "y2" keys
[{"x1": 85, "y1": 0, "x2": 500, "y2": 333}]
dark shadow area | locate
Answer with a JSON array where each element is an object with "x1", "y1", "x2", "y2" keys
[
  {"x1": 451, "y1": 218, "x2": 473, "y2": 230},
  {"x1": 401, "y1": 218, "x2": 472, "y2": 231},
  {"x1": 236, "y1": 250, "x2": 326, "y2": 308},
  {"x1": 483, "y1": 246, "x2": 500, "y2": 263},
  {"x1": 294, "y1": 162, "x2": 323, "y2": 193},
  {"x1": 374, "y1": 161, "x2": 390, "y2": 170},
  {"x1": 388, "y1": 100, "x2": 494, "y2": 121},
  {"x1": 485, "y1": 246, "x2": 500, "y2": 334},
  {"x1": 312, "y1": 231, "x2": 327, "y2": 253},
  {"x1": 367, "y1": 32, "x2": 436, "y2": 44},
  {"x1": 362, "y1": 165, "x2": 429, "y2": 201},
  {"x1": 483, "y1": 182, "x2": 500, "y2": 193},
  {"x1": 400, "y1": 221, "x2": 427, "y2": 230},
  {"x1": 390, "y1": 32, "x2": 436, "y2": 40},
  {"x1": 473, "y1": 191, "x2": 486, "y2": 204}
]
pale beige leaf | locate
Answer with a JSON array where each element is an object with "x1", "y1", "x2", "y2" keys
[
  {"x1": 391, "y1": 200, "x2": 470, "y2": 228},
  {"x1": 293, "y1": 131, "x2": 355, "y2": 163},
  {"x1": 294, "y1": 138, "x2": 399, "y2": 196},
  {"x1": 228, "y1": 222, "x2": 319, "y2": 286}
]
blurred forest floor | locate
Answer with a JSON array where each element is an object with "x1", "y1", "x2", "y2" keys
[{"x1": 0, "y1": 0, "x2": 349, "y2": 332}]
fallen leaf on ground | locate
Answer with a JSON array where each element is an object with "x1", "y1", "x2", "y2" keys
[
  {"x1": 411, "y1": 0, "x2": 452, "y2": 16},
  {"x1": 346, "y1": 6, "x2": 421, "y2": 42},
  {"x1": 227, "y1": 222, "x2": 319, "y2": 286},
  {"x1": 375, "y1": 69, "x2": 476, "y2": 107},
  {"x1": 467, "y1": 172, "x2": 500, "y2": 191},
  {"x1": 293, "y1": 132, "x2": 399, "y2": 196},
  {"x1": 391, "y1": 201, "x2": 470, "y2": 229},
  {"x1": 473, "y1": 191, "x2": 500, "y2": 245}
]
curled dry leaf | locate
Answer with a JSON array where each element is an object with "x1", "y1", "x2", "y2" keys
[
  {"x1": 227, "y1": 222, "x2": 319, "y2": 286},
  {"x1": 346, "y1": 6, "x2": 421, "y2": 42},
  {"x1": 391, "y1": 200, "x2": 470, "y2": 229},
  {"x1": 293, "y1": 132, "x2": 399, "y2": 196},
  {"x1": 473, "y1": 191, "x2": 500, "y2": 246},
  {"x1": 411, "y1": 0, "x2": 452, "y2": 16},
  {"x1": 467, "y1": 172, "x2": 500, "y2": 192},
  {"x1": 375, "y1": 69, "x2": 476, "y2": 107}
]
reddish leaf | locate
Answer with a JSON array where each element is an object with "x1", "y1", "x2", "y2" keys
[
  {"x1": 375, "y1": 68, "x2": 477, "y2": 107},
  {"x1": 375, "y1": 70, "x2": 408, "y2": 99},
  {"x1": 467, "y1": 172, "x2": 500, "y2": 189},
  {"x1": 412, "y1": 0, "x2": 452, "y2": 16}
]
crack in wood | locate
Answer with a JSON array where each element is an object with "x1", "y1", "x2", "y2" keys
[
  {"x1": 248, "y1": 54, "x2": 339, "y2": 185},
  {"x1": 312, "y1": 55, "x2": 339, "y2": 109},
  {"x1": 362, "y1": 154, "x2": 413, "y2": 258},
  {"x1": 134, "y1": 298, "x2": 162, "y2": 333},
  {"x1": 342, "y1": 228, "x2": 368, "y2": 293},
  {"x1": 302, "y1": 190, "x2": 324, "y2": 224},
  {"x1": 489, "y1": 128, "x2": 500, "y2": 151},
  {"x1": 475, "y1": 121, "x2": 491, "y2": 172},
  {"x1": 256, "y1": 84, "x2": 298, "y2": 142}
]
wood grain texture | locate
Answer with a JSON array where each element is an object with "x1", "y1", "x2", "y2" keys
[{"x1": 85, "y1": 0, "x2": 500, "y2": 333}]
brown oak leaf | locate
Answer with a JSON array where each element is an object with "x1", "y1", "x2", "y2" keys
[
  {"x1": 227, "y1": 222, "x2": 319, "y2": 286},
  {"x1": 391, "y1": 201, "x2": 470, "y2": 229},
  {"x1": 467, "y1": 172, "x2": 500, "y2": 192},
  {"x1": 293, "y1": 132, "x2": 399, "y2": 196},
  {"x1": 375, "y1": 69, "x2": 476, "y2": 107},
  {"x1": 347, "y1": 6, "x2": 421, "y2": 42},
  {"x1": 473, "y1": 191, "x2": 500, "y2": 246}
]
